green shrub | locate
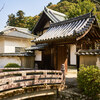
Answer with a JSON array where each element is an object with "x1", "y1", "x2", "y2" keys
[
  {"x1": 4, "y1": 63, "x2": 21, "y2": 68},
  {"x1": 77, "y1": 65, "x2": 100, "y2": 98}
]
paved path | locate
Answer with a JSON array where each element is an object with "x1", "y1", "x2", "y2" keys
[{"x1": 65, "y1": 69, "x2": 77, "y2": 88}]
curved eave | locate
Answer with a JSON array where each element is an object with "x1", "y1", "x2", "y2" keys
[
  {"x1": 44, "y1": 8, "x2": 60, "y2": 23},
  {"x1": 76, "y1": 16, "x2": 100, "y2": 41},
  {"x1": 35, "y1": 17, "x2": 95, "y2": 43},
  {"x1": 34, "y1": 11, "x2": 99, "y2": 43},
  {"x1": 32, "y1": 7, "x2": 66, "y2": 34},
  {"x1": 76, "y1": 22, "x2": 93, "y2": 41},
  {"x1": 34, "y1": 35, "x2": 76, "y2": 44}
]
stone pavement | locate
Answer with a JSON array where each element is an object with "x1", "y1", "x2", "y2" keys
[{"x1": 65, "y1": 69, "x2": 77, "y2": 88}]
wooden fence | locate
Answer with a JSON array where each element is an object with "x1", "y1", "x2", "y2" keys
[
  {"x1": 0, "y1": 66, "x2": 65, "y2": 92},
  {"x1": 0, "y1": 68, "x2": 33, "y2": 72}
]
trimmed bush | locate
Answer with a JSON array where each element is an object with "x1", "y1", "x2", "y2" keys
[
  {"x1": 77, "y1": 65, "x2": 100, "y2": 98},
  {"x1": 4, "y1": 63, "x2": 21, "y2": 68}
]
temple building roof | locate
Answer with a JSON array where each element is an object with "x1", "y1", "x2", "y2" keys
[
  {"x1": 76, "y1": 49, "x2": 100, "y2": 55},
  {"x1": 0, "y1": 26, "x2": 34, "y2": 39},
  {"x1": 34, "y1": 10, "x2": 100, "y2": 43},
  {"x1": 0, "y1": 52, "x2": 34, "y2": 57},
  {"x1": 32, "y1": 7, "x2": 66, "y2": 34},
  {"x1": 26, "y1": 43, "x2": 48, "y2": 51},
  {"x1": 43, "y1": 7, "x2": 66, "y2": 23}
]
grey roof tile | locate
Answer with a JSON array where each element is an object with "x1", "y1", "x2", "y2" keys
[
  {"x1": 26, "y1": 43, "x2": 48, "y2": 50},
  {"x1": 33, "y1": 7, "x2": 67, "y2": 34},
  {"x1": 0, "y1": 52, "x2": 33, "y2": 56},
  {"x1": 76, "y1": 49, "x2": 100, "y2": 55},
  {"x1": 0, "y1": 26, "x2": 34, "y2": 39},
  {"x1": 34, "y1": 11, "x2": 97, "y2": 42},
  {"x1": 44, "y1": 7, "x2": 66, "y2": 23},
  {"x1": 1, "y1": 26, "x2": 31, "y2": 34}
]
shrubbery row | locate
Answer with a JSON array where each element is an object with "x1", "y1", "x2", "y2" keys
[{"x1": 77, "y1": 65, "x2": 100, "y2": 99}]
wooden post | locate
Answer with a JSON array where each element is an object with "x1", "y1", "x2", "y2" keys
[
  {"x1": 34, "y1": 63, "x2": 38, "y2": 70},
  {"x1": 77, "y1": 55, "x2": 80, "y2": 71},
  {"x1": 56, "y1": 64, "x2": 66, "y2": 98},
  {"x1": 76, "y1": 43, "x2": 81, "y2": 71},
  {"x1": 61, "y1": 64, "x2": 65, "y2": 85}
]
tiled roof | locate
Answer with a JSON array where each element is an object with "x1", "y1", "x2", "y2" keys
[
  {"x1": 32, "y1": 7, "x2": 66, "y2": 34},
  {"x1": 0, "y1": 52, "x2": 34, "y2": 57},
  {"x1": 76, "y1": 49, "x2": 100, "y2": 55},
  {"x1": 35, "y1": 11, "x2": 96, "y2": 43},
  {"x1": 0, "y1": 26, "x2": 34, "y2": 39},
  {"x1": 44, "y1": 7, "x2": 66, "y2": 23},
  {"x1": 1, "y1": 26, "x2": 31, "y2": 34},
  {"x1": 26, "y1": 43, "x2": 48, "y2": 51},
  {"x1": 3, "y1": 31, "x2": 33, "y2": 39}
]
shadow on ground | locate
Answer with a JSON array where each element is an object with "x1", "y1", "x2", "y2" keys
[{"x1": 65, "y1": 77, "x2": 77, "y2": 88}]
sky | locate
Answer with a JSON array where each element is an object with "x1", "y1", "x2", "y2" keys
[{"x1": 0, "y1": 0, "x2": 60, "y2": 30}]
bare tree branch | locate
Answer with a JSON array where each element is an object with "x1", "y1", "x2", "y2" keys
[{"x1": 0, "y1": 3, "x2": 5, "y2": 12}]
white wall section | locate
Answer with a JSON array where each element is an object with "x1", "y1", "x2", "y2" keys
[
  {"x1": 70, "y1": 45, "x2": 76, "y2": 65},
  {"x1": 0, "y1": 57, "x2": 21, "y2": 68},
  {"x1": 35, "y1": 50, "x2": 42, "y2": 61}
]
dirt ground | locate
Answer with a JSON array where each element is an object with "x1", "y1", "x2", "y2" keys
[{"x1": 65, "y1": 69, "x2": 77, "y2": 88}]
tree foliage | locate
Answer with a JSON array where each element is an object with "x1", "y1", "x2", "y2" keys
[
  {"x1": 77, "y1": 65, "x2": 100, "y2": 99},
  {"x1": 68, "y1": 0, "x2": 96, "y2": 18},
  {"x1": 7, "y1": 14, "x2": 16, "y2": 26},
  {"x1": 49, "y1": 0, "x2": 97, "y2": 18},
  {"x1": 16, "y1": 10, "x2": 25, "y2": 19},
  {"x1": 59, "y1": 0, "x2": 77, "y2": 3},
  {"x1": 26, "y1": 15, "x2": 40, "y2": 31},
  {"x1": 47, "y1": 2, "x2": 53, "y2": 7},
  {"x1": 49, "y1": 0, "x2": 100, "y2": 25},
  {"x1": 7, "y1": 0, "x2": 100, "y2": 33},
  {"x1": 7, "y1": 10, "x2": 40, "y2": 31}
]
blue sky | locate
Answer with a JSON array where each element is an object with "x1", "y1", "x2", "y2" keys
[{"x1": 0, "y1": 0, "x2": 60, "y2": 30}]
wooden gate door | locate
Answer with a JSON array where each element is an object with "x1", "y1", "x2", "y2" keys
[
  {"x1": 42, "y1": 49, "x2": 51, "y2": 70},
  {"x1": 57, "y1": 45, "x2": 68, "y2": 72}
]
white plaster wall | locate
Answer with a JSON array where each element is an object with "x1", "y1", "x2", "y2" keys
[
  {"x1": 43, "y1": 21, "x2": 50, "y2": 33},
  {"x1": 35, "y1": 50, "x2": 42, "y2": 61},
  {"x1": 44, "y1": 21, "x2": 50, "y2": 28},
  {"x1": 0, "y1": 38, "x2": 4, "y2": 53},
  {"x1": 4, "y1": 38, "x2": 31, "y2": 53},
  {"x1": 70, "y1": 45, "x2": 76, "y2": 65},
  {"x1": 0, "y1": 57, "x2": 21, "y2": 68}
]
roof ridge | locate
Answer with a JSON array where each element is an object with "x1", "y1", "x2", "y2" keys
[
  {"x1": 51, "y1": 12, "x2": 93, "y2": 27},
  {"x1": 34, "y1": 10, "x2": 98, "y2": 43},
  {"x1": 6, "y1": 26, "x2": 28, "y2": 29},
  {"x1": 49, "y1": 10, "x2": 60, "y2": 22},
  {"x1": 3, "y1": 29, "x2": 33, "y2": 36},
  {"x1": 44, "y1": 7, "x2": 66, "y2": 17},
  {"x1": 32, "y1": 7, "x2": 67, "y2": 34},
  {"x1": 3, "y1": 30, "x2": 33, "y2": 36},
  {"x1": 16, "y1": 30, "x2": 33, "y2": 36},
  {"x1": 44, "y1": 8, "x2": 58, "y2": 23},
  {"x1": 1, "y1": 26, "x2": 32, "y2": 34}
]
